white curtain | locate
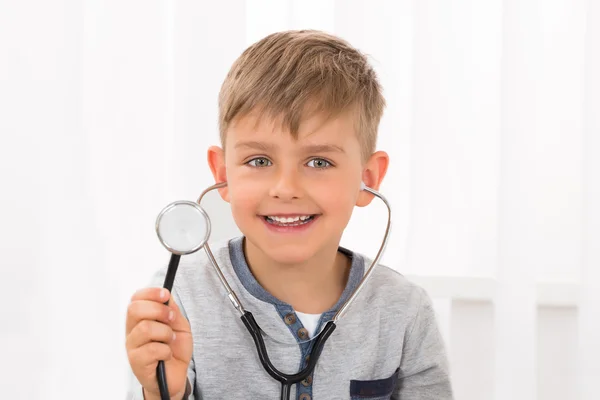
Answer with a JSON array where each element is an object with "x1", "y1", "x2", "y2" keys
[{"x1": 1, "y1": 1, "x2": 598, "y2": 399}]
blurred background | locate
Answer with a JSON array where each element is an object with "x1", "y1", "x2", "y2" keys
[{"x1": 1, "y1": 0, "x2": 599, "y2": 399}]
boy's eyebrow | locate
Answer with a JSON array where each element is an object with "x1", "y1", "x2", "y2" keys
[
  {"x1": 234, "y1": 141, "x2": 345, "y2": 154},
  {"x1": 303, "y1": 144, "x2": 346, "y2": 154},
  {"x1": 234, "y1": 141, "x2": 275, "y2": 151}
]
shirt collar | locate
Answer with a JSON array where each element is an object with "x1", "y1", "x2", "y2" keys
[{"x1": 228, "y1": 236, "x2": 365, "y2": 313}]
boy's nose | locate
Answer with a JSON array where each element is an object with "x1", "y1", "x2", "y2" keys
[{"x1": 269, "y1": 168, "x2": 302, "y2": 200}]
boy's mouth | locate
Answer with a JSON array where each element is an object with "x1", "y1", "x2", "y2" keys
[{"x1": 262, "y1": 214, "x2": 317, "y2": 226}]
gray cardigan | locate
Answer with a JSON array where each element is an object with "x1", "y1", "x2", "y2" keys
[{"x1": 127, "y1": 237, "x2": 453, "y2": 399}]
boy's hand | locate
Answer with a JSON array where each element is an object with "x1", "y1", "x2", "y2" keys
[{"x1": 126, "y1": 288, "x2": 193, "y2": 400}]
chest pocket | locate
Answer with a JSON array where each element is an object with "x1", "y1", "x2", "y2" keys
[{"x1": 349, "y1": 368, "x2": 399, "y2": 400}]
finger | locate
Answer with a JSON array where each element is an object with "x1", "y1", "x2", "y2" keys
[
  {"x1": 166, "y1": 297, "x2": 191, "y2": 332},
  {"x1": 128, "y1": 341, "x2": 173, "y2": 368},
  {"x1": 126, "y1": 300, "x2": 173, "y2": 334},
  {"x1": 127, "y1": 320, "x2": 175, "y2": 350},
  {"x1": 131, "y1": 287, "x2": 171, "y2": 303}
]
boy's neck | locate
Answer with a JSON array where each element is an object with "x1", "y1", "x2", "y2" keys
[{"x1": 243, "y1": 238, "x2": 351, "y2": 314}]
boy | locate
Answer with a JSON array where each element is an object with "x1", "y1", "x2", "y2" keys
[{"x1": 126, "y1": 30, "x2": 453, "y2": 399}]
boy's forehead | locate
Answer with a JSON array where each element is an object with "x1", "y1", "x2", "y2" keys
[{"x1": 227, "y1": 108, "x2": 357, "y2": 146}]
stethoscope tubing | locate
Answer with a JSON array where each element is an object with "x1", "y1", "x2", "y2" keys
[
  {"x1": 156, "y1": 253, "x2": 181, "y2": 400},
  {"x1": 155, "y1": 181, "x2": 392, "y2": 400}
]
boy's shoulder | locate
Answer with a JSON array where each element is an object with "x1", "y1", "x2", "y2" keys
[
  {"x1": 153, "y1": 238, "x2": 429, "y2": 316},
  {"x1": 146, "y1": 238, "x2": 235, "y2": 294},
  {"x1": 350, "y1": 249, "x2": 430, "y2": 317}
]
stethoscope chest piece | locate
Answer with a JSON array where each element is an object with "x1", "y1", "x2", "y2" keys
[
  {"x1": 151, "y1": 181, "x2": 391, "y2": 400},
  {"x1": 155, "y1": 200, "x2": 211, "y2": 256}
]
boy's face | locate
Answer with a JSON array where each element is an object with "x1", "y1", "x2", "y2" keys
[{"x1": 208, "y1": 110, "x2": 388, "y2": 265}]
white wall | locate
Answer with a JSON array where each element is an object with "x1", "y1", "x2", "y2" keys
[{"x1": 0, "y1": 1, "x2": 598, "y2": 399}]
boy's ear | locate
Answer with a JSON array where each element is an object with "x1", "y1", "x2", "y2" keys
[
  {"x1": 207, "y1": 146, "x2": 230, "y2": 202},
  {"x1": 356, "y1": 151, "x2": 389, "y2": 207}
]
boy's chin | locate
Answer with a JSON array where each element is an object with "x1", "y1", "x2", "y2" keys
[
  {"x1": 249, "y1": 239, "x2": 319, "y2": 265},
  {"x1": 262, "y1": 245, "x2": 317, "y2": 265}
]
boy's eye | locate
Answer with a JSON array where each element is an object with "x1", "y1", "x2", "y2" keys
[
  {"x1": 307, "y1": 158, "x2": 332, "y2": 169},
  {"x1": 247, "y1": 157, "x2": 272, "y2": 167}
]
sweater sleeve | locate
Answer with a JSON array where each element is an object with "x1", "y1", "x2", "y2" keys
[{"x1": 392, "y1": 287, "x2": 454, "y2": 399}]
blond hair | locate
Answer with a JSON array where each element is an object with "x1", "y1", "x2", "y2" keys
[{"x1": 218, "y1": 30, "x2": 385, "y2": 161}]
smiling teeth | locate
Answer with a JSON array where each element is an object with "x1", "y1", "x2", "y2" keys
[{"x1": 268, "y1": 215, "x2": 312, "y2": 223}]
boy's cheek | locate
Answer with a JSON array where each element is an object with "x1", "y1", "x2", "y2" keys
[
  {"x1": 228, "y1": 182, "x2": 258, "y2": 202},
  {"x1": 229, "y1": 191, "x2": 259, "y2": 217}
]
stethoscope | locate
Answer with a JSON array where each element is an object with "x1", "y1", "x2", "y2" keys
[{"x1": 153, "y1": 181, "x2": 392, "y2": 400}]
